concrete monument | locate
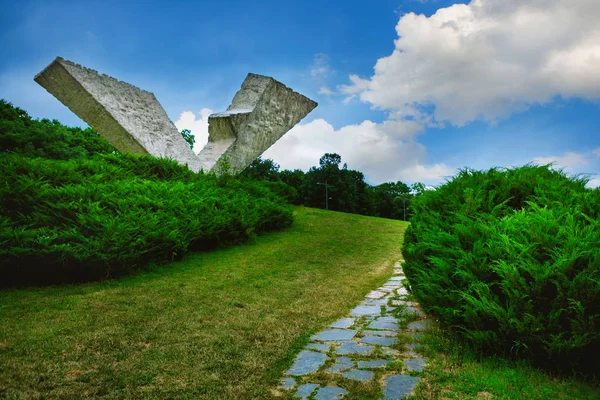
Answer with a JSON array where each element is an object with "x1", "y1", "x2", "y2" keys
[{"x1": 34, "y1": 57, "x2": 317, "y2": 173}]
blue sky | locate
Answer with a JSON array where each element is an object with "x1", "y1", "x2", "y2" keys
[{"x1": 1, "y1": 0, "x2": 599, "y2": 186}]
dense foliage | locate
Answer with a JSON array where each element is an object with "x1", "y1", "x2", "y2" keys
[
  {"x1": 241, "y1": 154, "x2": 421, "y2": 220},
  {"x1": 402, "y1": 166, "x2": 600, "y2": 375},
  {"x1": 0, "y1": 99, "x2": 116, "y2": 159},
  {"x1": 0, "y1": 100, "x2": 292, "y2": 286}
]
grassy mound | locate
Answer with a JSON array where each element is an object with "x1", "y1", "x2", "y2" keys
[
  {"x1": 402, "y1": 165, "x2": 600, "y2": 375},
  {"x1": 0, "y1": 208, "x2": 407, "y2": 399},
  {"x1": 0, "y1": 100, "x2": 293, "y2": 286}
]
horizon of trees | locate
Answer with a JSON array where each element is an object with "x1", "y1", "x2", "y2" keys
[{"x1": 240, "y1": 153, "x2": 427, "y2": 221}]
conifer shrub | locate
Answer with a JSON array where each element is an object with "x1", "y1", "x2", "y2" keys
[
  {"x1": 0, "y1": 100, "x2": 293, "y2": 286},
  {"x1": 0, "y1": 154, "x2": 293, "y2": 286},
  {"x1": 402, "y1": 166, "x2": 600, "y2": 375}
]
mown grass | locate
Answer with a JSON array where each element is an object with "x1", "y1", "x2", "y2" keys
[
  {"x1": 414, "y1": 328, "x2": 600, "y2": 400},
  {"x1": 0, "y1": 207, "x2": 407, "y2": 399}
]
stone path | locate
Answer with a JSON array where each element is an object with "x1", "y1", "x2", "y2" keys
[{"x1": 278, "y1": 260, "x2": 433, "y2": 399}]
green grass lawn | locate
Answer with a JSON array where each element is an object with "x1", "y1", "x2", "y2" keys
[
  {"x1": 2, "y1": 206, "x2": 598, "y2": 399},
  {"x1": 414, "y1": 328, "x2": 599, "y2": 400},
  {"x1": 0, "y1": 207, "x2": 407, "y2": 399}
]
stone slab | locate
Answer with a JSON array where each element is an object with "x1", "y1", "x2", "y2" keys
[
  {"x1": 407, "y1": 320, "x2": 432, "y2": 332},
  {"x1": 350, "y1": 305, "x2": 381, "y2": 316},
  {"x1": 315, "y1": 386, "x2": 348, "y2": 400},
  {"x1": 366, "y1": 290, "x2": 387, "y2": 299},
  {"x1": 327, "y1": 356, "x2": 354, "y2": 373},
  {"x1": 397, "y1": 287, "x2": 409, "y2": 296},
  {"x1": 342, "y1": 369, "x2": 374, "y2": 381},
  {"x1": 35, "y1": 58, "x2": 318, "y2": 175},
  {"x1": 306, "y1": 343, "x2": 330, "y2": 352},
  {"x1": 361, "y1": 335, "x2": 397, "y2": 346},
  {"x1": 286, "y1": 351, "x2": 328, "y2": 376},
  {"x1": 205, "y1": 73, "x2": 318, "y2": 173},
  {"x1": 331, "y1": 318, "x2": 355, "y2": 329},
  {"x1": 335, "y1": 343, "x2": 374, "y2": 356},
  {"x1": 297, "y1": 383, "x2": 320, "y2": 399},
  {"x1": 404, "y1": 358, "x2": 427, "y2": 372},
  {"x1": 383, "y1": 375, "x2": 421, "y2": 399},
  {"x1": 280, "y1": 377, "x2": 295, "y2": 389},
  {"x1": 357, "y1": 359, "x2": 390, "y2": 369},
  {"x1": 34, "y1": 57, "x2": 204, "y2": 171},
  {"x1": 362, "y1": 330, "x2": 397, "y2": 337},
  {"x1": 363, "y1": 299, "x2": 389, "y2": 306},
  {"x1": 311, "y1": 329, "x2": 357, "y2": 341},
  {"x1": 368, "y1": 319, "x2": 400, "y2": 331}
]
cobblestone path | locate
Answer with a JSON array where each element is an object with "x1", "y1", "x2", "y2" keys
[{"x1": 278, "y1": 260, "x2": 433, "y2": 399}]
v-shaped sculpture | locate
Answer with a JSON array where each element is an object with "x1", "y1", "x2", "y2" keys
[{"x1": 34, "y1": 57, "x2": 317, "y2": 173}]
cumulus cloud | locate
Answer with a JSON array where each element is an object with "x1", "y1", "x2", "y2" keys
[
  {"x1": 318, "y1": 87, "x2": 334, "y2": 96},
  {"x1": 587, "y1": 177, "x2": 600, "y2": 188},
  {"x1": 531, "y1": 151, "x2": 589, "y2": 172},
  {"x1": 263, "y1": 118, "x2": 454, "y2": 184},
  {"x1": 174, "y1": 108, "x2": 213, "y2": 154},
  {"x1": 531, "y1": 150, "x2": 600, "y2": 188},
  {"x1": 339, "y1": 0, "x2": 600, "y2": 126}
]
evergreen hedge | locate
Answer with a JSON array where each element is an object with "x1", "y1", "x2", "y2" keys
[
  {"x1": 402, "y1": 166, "x2": 600, "y2": 375},
  {"x1": 0, "y1": 100, "x2": 293, "y2": 286}
]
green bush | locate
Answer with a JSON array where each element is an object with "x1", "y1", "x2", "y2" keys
[
  {"x1": 0, "y1": 100, "x2": 293, "y2": 286},
  {"x1": 0, "y1": 154, "x2": 293, "y2": 286},
  {"x1": 0, "y1": 99, "x2": 116, "y2": 159},
  {"x1": 402, "y1": 165, "x2": 600, "y2": 375}
]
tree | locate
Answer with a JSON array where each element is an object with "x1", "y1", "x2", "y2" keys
[
  {"x1": 319, "y1": 153, "x2": 342, "y2": 168},
  {"x1": 372, "y1": 181, "x2": 411, "y2": 219},
  {"x1": 411, "y1": 182, "x2": 426, "y2": 196},
  {"x1": 180, "y1": 129, "x2": 195, "y2": 150},
  {"x1": 280, "y1": 169, "x2": 305, "y2": 204},
  {"x1": 240, "y1": 157, "x2": 281, "y2": 181}
]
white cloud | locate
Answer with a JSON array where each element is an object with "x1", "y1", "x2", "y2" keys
[
  {"x1": 263, "y1": 118, "x2": 454, "y2": 184},
  {"x1": 530, "y1": 150, "x2": 600, "y2": 188},
  {"x1": 318, "y1": 87, "x2": 334, "y2": 96},
  {"x1": 587, "y1": 176, "x2": 600, "y2": 188},
  {"x1": 531, "y1": 151, "x2": 589, "y2": 172},
  {"x1": 173, "y1": 109, "x2": 452, "y2": 184},
  {"x1": 174, "y1": 108, "x2": 213, "y2": 154},
  {"x1": 340, "y1": 0, "x2": 600, "y2": 126}
]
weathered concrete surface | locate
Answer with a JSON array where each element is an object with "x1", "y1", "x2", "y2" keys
[
  {"x1": 34, "y1": 57, "x2": 317, "y2": 174},
  {"x1": 203, "y1": 73, "x2": 317, "y2": 173},
  {"x1": 34, "y1": 57, "x2": 204, "y2": 172}
]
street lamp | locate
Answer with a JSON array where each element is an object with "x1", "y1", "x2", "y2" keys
[
  {"x1": 317, "y1": 181, "x2": 330, "y2": 210},
  {"x1": 398, "y1": 193, "x2": 411, "y2": 221}
]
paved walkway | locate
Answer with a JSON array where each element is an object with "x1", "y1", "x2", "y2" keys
[{"x1": 278, "y1": 260, "x2": 433, "y2": 399}]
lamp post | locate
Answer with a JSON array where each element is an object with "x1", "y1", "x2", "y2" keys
[
  {"x1": 317, "y1": 181, "x2": 329, "y2": 210},
  {"x1": 398, "y1": 192, "x2": 410, "y2": 221}
]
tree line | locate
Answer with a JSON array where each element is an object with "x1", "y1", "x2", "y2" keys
[{"x1": 240, "y1": 153, "x2": 425, "y2": 220}]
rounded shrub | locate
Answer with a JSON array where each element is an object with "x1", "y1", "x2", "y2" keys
[
  {"x1": 0, "y1": 154, "x2": 293, "y2": 286},
  {"x1": 402, "y1": 165, "x2": 600, "y2": 375}
]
